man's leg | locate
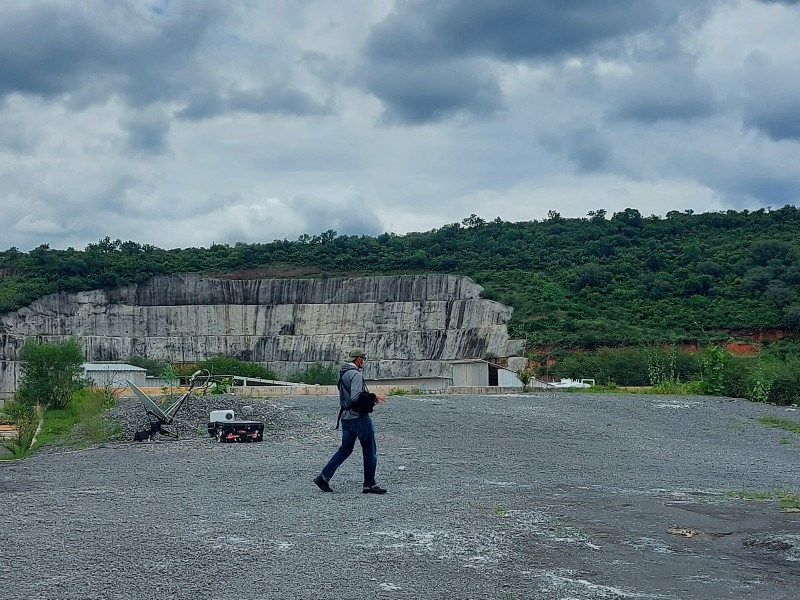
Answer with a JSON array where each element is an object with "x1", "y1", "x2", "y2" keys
[
  {"x1": 319, "y1": 420, "x2": 357, "y2": 483},
  {"x1": 358, "y1": 416, "x2": 379, "y2": 488}
]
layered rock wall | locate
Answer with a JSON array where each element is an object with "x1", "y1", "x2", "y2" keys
[{"x1": 0, "y1": 274, "x2": 524, "y2": 392}]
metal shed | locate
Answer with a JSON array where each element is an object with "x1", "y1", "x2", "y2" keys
[
  {"x1": 451, "y1": 359, "x2": 523, "y2": 388},
  {"x1": 83, "y1": 363, "x2": 147, "y2": 389}
]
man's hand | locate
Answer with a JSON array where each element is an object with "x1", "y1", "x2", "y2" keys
[{"x1": 375, "y1": 394, "x2": 387, "y2": 404}]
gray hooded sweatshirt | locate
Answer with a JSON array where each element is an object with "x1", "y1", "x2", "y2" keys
[{"x1": 338, "y1": 361, "x2": 370, "y2": 422}]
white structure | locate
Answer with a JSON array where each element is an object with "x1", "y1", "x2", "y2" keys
[
  {"x1": 550, "y1": 378, "x2": 595, "y2": 389},
  {"x1": 451, "y1": 359, "x2": 522, "y2": 388},
  {"x1": 83, "y1": 363, "x2": 147, "y2": 389},
  {"x1": 451, "y1": 359, "x2": 559, "y2": 390}
]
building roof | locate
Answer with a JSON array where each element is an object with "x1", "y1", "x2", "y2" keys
[{"x1": 451, "y1": 358, "x2": 515, "y2": 372}]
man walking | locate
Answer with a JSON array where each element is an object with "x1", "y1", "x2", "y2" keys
[{"x1": 314, "y1": 348, "x2": 387, "y2": 494}]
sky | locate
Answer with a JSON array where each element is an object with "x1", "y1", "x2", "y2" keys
[{"x1": 1, "y1": 0, "x2": 799, "y2": 252}]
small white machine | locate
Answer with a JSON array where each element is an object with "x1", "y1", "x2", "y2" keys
[{"x1": 210, "y1": 410, "x2": 235, "y2": 423}]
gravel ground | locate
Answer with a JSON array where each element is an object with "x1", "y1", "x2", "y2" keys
[{"x1": 2, "y1": 391, "x2": 800, "y2": 600}]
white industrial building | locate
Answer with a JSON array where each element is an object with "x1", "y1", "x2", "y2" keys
[{"x1": 83, "y1": 363, "x2": 147, "y2": 389}]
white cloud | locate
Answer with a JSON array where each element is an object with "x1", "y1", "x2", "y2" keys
[{"x1": 0, "y1": 0, "x2": 798, "y2": 252}]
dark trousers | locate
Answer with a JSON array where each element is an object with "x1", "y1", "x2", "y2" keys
[{"x1": 321, "y1": 415, "x2": 378, "y2": 486}]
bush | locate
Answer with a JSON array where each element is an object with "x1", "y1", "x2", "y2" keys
[
  {"x1": 0, "y1": 399, "x2": 39, "y2": 457},
  {"x1": 722, "y1": 355, "x2": 800, "y2": 405},
  {"x1": 17, "y1": 338, "x2": 85, "y2": 410},
  {"x1": 765, "y1": 359, "x2": 800, "y2": 406},
  {"x1": 721, "y1": 356, "x2": 756, "y2": 399},
  {"x1": 550, "y1": 346, "x2": 699, "y2": 387},
  {"x1": 698, "y1": 345, "x2": 728, "y2": 395},
  {"x1": 289, "y1": 363, "x2": 337, "y2": 385},
  {"x1": 126, "y1": 355, "x2": 170, "y2": 377},
  {"x1": 70, "y1": 388, "x2": 119, "y2": 441},
  {"x1": 190, "y1": 357, "x2": 277, "y2": 380}
]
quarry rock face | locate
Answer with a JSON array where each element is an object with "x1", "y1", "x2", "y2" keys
[{"x1": 0, "y1": 274, "x2": 524, "y2": 392}]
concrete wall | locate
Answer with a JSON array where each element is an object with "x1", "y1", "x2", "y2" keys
[{"x1": 365, "y1": 377, "x2": 452, "y2": 392}]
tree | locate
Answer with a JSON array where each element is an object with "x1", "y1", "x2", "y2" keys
[
  {"x1": 461, "y1": 214, "x2": 486, "y2": 228},
  {"x1": 749, "y1": 239, "x2": 796, "y2": 267},
  {"x1": 782, "y1": 304, "x2": 800, "y2": 330},
  {"x1": 573, "y1": 263, "x2": 609, "y2": 291},
  {"x1": 17, "y1": 338, "x2": 85, "y2": 410},
  {"x1": 764, "y1": 282, "x2": 795, "y2": 309},
  {"x1": 587, "y1": 209, "x2": 607, "y2": 222}
]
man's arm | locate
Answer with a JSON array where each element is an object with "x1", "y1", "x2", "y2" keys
[{"x1": 349, "y1": 371, "x2": 365, "y2": 403}]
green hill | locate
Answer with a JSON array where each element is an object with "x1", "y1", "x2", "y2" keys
[{"x1": 2, "y1": 206, "x2": 799, "y2": 354}]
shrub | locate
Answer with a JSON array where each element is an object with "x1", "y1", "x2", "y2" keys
[
  {"x1": 551, "y1": 346, "x2": 699, "y2": 387},
  {"x1": 17, "y1": 338, "x2": 85, "y2": 410},
  {"x1": 126, "y1": 355, "x2": 170, "y2": 377},
  {"x1": 387, "y1": 387, "x2": 422, "y2": 396},
  {"x1": 0, "y1": 399, "x2": 39, "y2": 457},
  {"x1": 289, "y1": 363, "x2": 337, "y2": 385},
  {"x1": 721, "y1": 356, "x2": 757, "y2": 399},
  {"x1": 71, "y1": 388, "x2": 119, "y2": 441},
  {"x1": 698, "y1": 345, "x2": 728, "y2": 395},
  {"x1": 191, "y1": 356, "x2": 277, "y2": 380},
  {"x1": 765, "y1": 359, "x2": 800, "y2": 406}
]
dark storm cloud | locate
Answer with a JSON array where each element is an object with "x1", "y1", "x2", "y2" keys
[
  {"x1": 123, "y1": 111, "x2": 171, "y2": 155},
  {"x1": 678, "y1": 150, "x2": 800, "y2": 209},
  {"x1": 288, "y1": 196, "x2": 384, "y2": 238},
  {"x1": 360, "y1": 0, "x2": 691, "y2": 124},
  {"x1": 539, "y1": 124, "x2": 612, "y2": 173},
  {"x1": 366, "y1": 0, "x2": 676, "y2": 62},
  {"x1": 744, "y1": 104, "x2": 800, "y2": 142},
  {"x1": 608, "y1": 63, "x2": 717, "y2": 123},
  {"x1": 176, "y1": 87, "x2": 330, "y2": 121},
  {"x1": 364, "y1": 59, "x2": 504, "y2": 125},
  {"x1": 737, "y1": 174, "x2": 800, "y2": 204},
  {"x1": 0, "y1": 2, "x2": 325, "y2": 122},
  {"x1": 175, "y1": 91, "x2": 227, "y2": 121},
  {"x1": 0, "y1": 2, "x2": 218, "y2": 103},
  {"x1": 741, "y1": 53, "x2": 800, "y2": 141},
  {"x1": 228, "y1": 88, "x2": 330, "y2": 116}
]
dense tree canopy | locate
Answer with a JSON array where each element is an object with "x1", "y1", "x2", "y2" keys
[{"x1": 2, "y1": 206, "x2": 800, "y2": 350}]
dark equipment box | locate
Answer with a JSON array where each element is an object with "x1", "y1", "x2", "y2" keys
[{"x1": 207, "y1": 420, "x2": 264, "y2": 443}]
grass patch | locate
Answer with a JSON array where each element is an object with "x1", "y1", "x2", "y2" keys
[
  {"x1": 758, "y1": 416, "x2": 800, "y2": 435},
  {"x1": 557, "y1": 384, "x2": 617, "y2": 394},
  {"x1": 776, "y1": 491, "x2": 800, "y2": 511},
  {"x1": 387, "y1": 387, "x2": 422, "y2": 396},
  {"x1": 725, "y1": 489, "x2": 800, "y2": 511},
  {"x1": 725, "y1": 490, "x2": 773, "y2": 501},
  {"x1": 31, "y1": 388, "x2": 121, "y2": 451},
  {"x1": 1, "y1": 401, "x2": 39, "y2": 459},
  {"x1": 493, "y1": 505, "x2": 510, "y2": 517},
  {"x1": 563, "y1": 381, "x2": 704, "y2": 395}
]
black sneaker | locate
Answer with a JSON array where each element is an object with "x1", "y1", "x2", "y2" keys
[
  {"x1": 362, "y1": 484, "x2": 387, "y2": 495},
  {"x1": 314, "y1": 475, "x2": 332, "y2": 492}
]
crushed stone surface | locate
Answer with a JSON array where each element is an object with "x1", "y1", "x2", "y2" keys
[{"x1": 2, "y1": 391, "x2": 800, "y2": 599}]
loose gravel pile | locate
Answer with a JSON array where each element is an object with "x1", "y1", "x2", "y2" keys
[{"x1": 103, "y1": 392, "x2": 328, "y2": 441}]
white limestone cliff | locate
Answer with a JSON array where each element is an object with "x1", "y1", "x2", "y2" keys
[{"x1": 0, "y1": 274, "x2": 525, "y2": 391}]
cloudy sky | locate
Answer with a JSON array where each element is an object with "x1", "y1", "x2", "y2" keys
[{"x1": 1, "y1": 0, "x2": 799, "y2": 251}]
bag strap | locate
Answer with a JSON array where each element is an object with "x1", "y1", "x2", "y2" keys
[{"x1": 335, "y1": 371, "x2": 349, "y2": 429}]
